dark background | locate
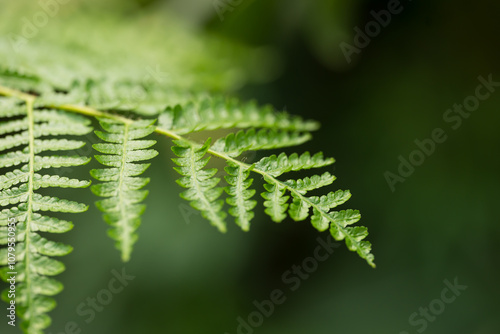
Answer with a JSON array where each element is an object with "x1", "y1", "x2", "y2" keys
[{"x1": 1, "y1": 0, "x2": 499, "y2": 333}]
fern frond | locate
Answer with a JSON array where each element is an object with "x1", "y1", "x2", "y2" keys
[
  {"x1": 0, "y1": 83, "x2": 375, "y2": 334},
  {"x1": 224, "y1": 163, "x2": 256, "y2": 231},
  {"x1": 262, "y1": 178, "x2": 289, "y2": 223},
  {"x1": 309, "y1": 189, "x2": 352, "y2": 211},
  {"x1": 257, "y1": 156, "x2": 375, "y2": 267},
  {"x1": 257, "y1": 154, "x2": 375, "y2": 267},
  {"x1": 255, "y1": 152, "x2": 335, "y2": 177},
  {"x1": 0, "y1": 6, "x2": 380, "y2": 330},
  {"x1": 284, "y1": 172, "x2": 336, "y2": 194},
  {"x1": 188, "y1": 121, "x2": 374, "y2": 266},
  {"x1": 158, "y1": 97, "x2": 320, "y2": 134},
  {"x1": 211, "y1": 128, "x2": 312, "y2": 157},
  {"x1": 161, "y1": 106, "x2": 374, "y2": 266},
  {"x1": 0, "y1": 96, "x2": 91, "y2": 333},
  {"x1": 172, "y1": 139, "x2": 227, "y2": 232},
  {"x1": 90, "y1": 118, "x2": 158, "y2": 262}
]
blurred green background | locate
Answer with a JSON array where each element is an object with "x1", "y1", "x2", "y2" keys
[{"x1": 1, "y1": 0, "x2": 499, "y2": 333}]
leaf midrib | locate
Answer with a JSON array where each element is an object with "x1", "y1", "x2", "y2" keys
[
  {"x1": 24, "y1": 96, "x2": 36, "y2": 327},
  {"x1": 118, "y1": 123, "x2": 131, "y2": 262}
]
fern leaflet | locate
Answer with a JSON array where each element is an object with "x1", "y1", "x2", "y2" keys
[
  {"x1": 90, "y1": 118, "x2": 158, "y2": 262},
  {"x1": 0, "y1": 96, "x2": 91, "y2": 333},
  {"x1": 224, "y1": 163, "x2": 256, "y2": 231},
  {"x1": 158, "y1": 97, "x2": 319, "y2": 134},
  {"x1": 172, "y1": 139, "x2": 227, "y2": 232}
]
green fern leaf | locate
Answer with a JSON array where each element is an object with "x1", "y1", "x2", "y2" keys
[
  {"x1": 158, "y1": 97, "x2": 320, "y2": 134},
  {"x1": 172, "y1": 139, "x2": 227, "y2": 232},
  {"x1": 257, "y1": 152, "x2": 374, "y2": 266},
  {"x1": 0, "y1": 7, "x2": 378, "y2": 329},
  {"x1": 209, "y1": 130, "x2": 374, "y2": 266},
  {"x1": 0, "y1": 96, "x2": 91, "y2": 333},
  {"x1": 255, "y1": 152, "x2": 335, "y2": 177},
  {"x1": 262, "y1": 177, "x2": 289, "y2": 223},
  {"x1": 160, "y1": 101, "x2": 375, "y2": 266},
  {"x1": 90, "y1": 118, "x2": 158, "y2": 262},
  {"x1": 309, "y1": 189, "x2": 352, "y2": 211},
  {"x1": 284, "y1": 172, "x2": 336, "y2": 194},
  {"x1": 211, "y1": 128, "x2": 312, "y2": 157},
  {"x1": 29, "y1": 215, "x2": 74, "y2": 234},
  {"x1": 224, "y1": 163, "x2": 256, "y2": 231}
]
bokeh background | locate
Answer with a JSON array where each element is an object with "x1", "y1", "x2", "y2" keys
[{"x1": 1, "y1": 0, "x2": 499, "y2": 333}]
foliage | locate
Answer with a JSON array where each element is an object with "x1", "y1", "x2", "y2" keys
[{"x1": 0, "y1": 3, "x2": 374, "y2": 333}]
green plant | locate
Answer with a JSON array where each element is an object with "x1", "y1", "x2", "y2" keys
[{"x1": 0, "y1": 4, "x2": 374, "y2": 334}]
